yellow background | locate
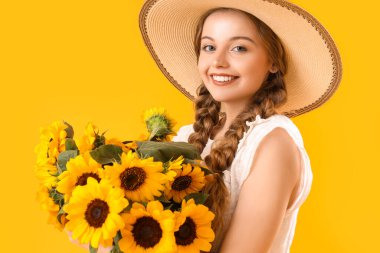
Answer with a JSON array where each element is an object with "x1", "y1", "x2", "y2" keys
[{"x1": 0, "y1": 0, "x2": 378, "y2": 252}]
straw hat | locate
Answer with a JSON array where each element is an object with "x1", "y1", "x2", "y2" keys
[{"x1": 139, "y1": 0, "x2": 342, "y2": 117}]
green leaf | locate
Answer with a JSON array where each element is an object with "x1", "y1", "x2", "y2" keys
[
  {"x1": 148, "y1": 127, "x2": 172, "y2": 141},
  {"x1": 65, "y1": 138, "x2": 78, "y2": 151},
  {"x1": 200, "y1": 167, "x2": 213, "y2": 175},
  {"x1": 136, "y1": 141, "x2": 201, "y2": 162},
  {"x1": 57, "y1": 205, "x2": 66, "y2": 224},
  {"x1": 90, "y1": 144, "x2": 122, "y2": 165},
  {"x1": 155, "y1": 193, "x2": 171, "y2": 203},
  {"x1": 64, "y1": 122, "x2": 74, "y2": 138},
  {"x1": 165, "y1": 201, "x2": 181, "y2": 212},
  {"x1": 89, "y1": 245, "x2": 98, "y2": 253},
  {"x1": 184, "y1": 192, "x2": 209, "y2": 205},
  {"x1": 49, "y1": 188, "x2": 64, "y2": 207},
  {"x1": 162, "y1": 162, "x2": 170, "y2": 173},
  {"x1": 93, "y1": 133, "x2": 106, "y2": 149},
  {"x1": 110, "y1": 231, "x2": 123, "y2": 253},
  {"x1": 164, "y1": 203, "x2": 174, "y2": 211},
  {"x1": 57, "y1": 150, "x2": 78, "y2": 174},
  {"x1": 121, "y1": 203, "x2": 132, "y2": 213}
]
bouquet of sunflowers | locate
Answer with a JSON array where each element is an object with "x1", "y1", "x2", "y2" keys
[{"x1": 35, "y1": 108, "x2": 215, "y2": 253}]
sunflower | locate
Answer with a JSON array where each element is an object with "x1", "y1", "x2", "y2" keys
[
  {"x1": 35, "y1": 120, "x2": 69, "y2": 165},
  {"x1": 174, "y1": 199, "x2": 215, "y2": 252},
  {"x1": 35, "y1": 163, "x2": 59, "y2": 189},
  {"x1": 57, "y1": 152, "x2": 105, "y2": 202},
  {"x1": 163, "y1": 156, "x2": 184, "y2": 192},
  {"x1": 165, "y1": 163, "x2": 206, "y2": 203},
  {"x1": 36, "y1": 185, "x2": 65, "y2": 230},
  {"x1": 76, "y1": 123, "x2": 104, "y2": 153},
  {"x1": 35, "y1": 141, "x2": 54, "y2": 165},
  {"x1": 104, "y1": 151, "x2": 168, "y2": 202},
  {"x1": 64, "y1": 177, "x2": 128, "y2": 249},
  {"x1": 119, "y1": 201, "x2": 177, "y2": 253},
  {"x1": 143, "y1": 107, "x2": 176, "y2": 141},
  {"x1": 166, "y1": 156, "x2": 184, "y2": 172}
]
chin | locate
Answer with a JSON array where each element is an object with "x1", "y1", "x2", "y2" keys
[{"x1": 210, "y1": 95, "x2": 235, "y2": 103}]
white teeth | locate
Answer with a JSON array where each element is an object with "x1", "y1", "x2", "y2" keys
[{"x1": 212, "y1": 75, "x2": 236, "y2": 82}]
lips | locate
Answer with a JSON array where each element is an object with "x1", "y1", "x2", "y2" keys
[
  {"x1": 209, "y1": 74, "x2": 239, "y2": 86},
  {"x1": 210, "y1": 73, "x2": 238, "y2": 78}
]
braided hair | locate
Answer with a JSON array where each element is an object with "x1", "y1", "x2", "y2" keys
[{"x1": 188, "y1": 7, "x2": 288, "y2": 250}]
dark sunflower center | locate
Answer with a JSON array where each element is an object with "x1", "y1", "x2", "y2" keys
[
  {"x1": 132, "y1": 216, "x2": 162, "y2": 248},
  {"x1": 85, "y1": 198, "x2": 109, "y2": 228},
  {"x1": 76, "y1": 173, "x2": 101, "y2": 186},
  {"x1": 120, "y1": 167, "x2": 146, "y2": 191},
  {"x1": 171, "y1": 176, "x2": 192, "y2": 191},
  {"x1": 175, "y1": 217, "x2": 197, "y2": 246}
]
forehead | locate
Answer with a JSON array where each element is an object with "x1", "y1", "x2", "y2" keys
[{"x1": 201, "y1": 10, "x2": 260, "y2": 38}]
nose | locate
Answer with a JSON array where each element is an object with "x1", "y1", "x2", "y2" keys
[{"x1": 212, "y1": 50, "x2": 228, "y2": 68}]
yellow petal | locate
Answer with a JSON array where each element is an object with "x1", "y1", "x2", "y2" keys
[
  {"x1": 72, "y1": 220, "x2": 88, "y2": 240},
  {"x1": 194, "y1": 238, "x2": 212, "y2": 251},
  {"x1": 90, "y1": 228, "x2": 102, "y2": 248},
  {"x1": 196, "y1": 227, "x2": 215, "y2": 241}
]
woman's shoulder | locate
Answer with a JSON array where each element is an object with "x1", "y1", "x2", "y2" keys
[
  {"x1": 248, "y1": 114, "x2": 294, "y2": 127},
  {"x1": 233, "y1": 114, "x2": 311, "y2": 206},
  {"x1": 244, "y1": 114, "x2": 304, "y2": 147}
]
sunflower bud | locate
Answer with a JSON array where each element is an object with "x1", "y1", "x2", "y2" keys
[{"x1": 143, "y1": 107, "x2": 176, "y2": 141}]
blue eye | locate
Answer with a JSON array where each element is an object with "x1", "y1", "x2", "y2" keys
[
  {"x1": 201, "y1": 45, "x2": 247, "y2": 52},
  {"x1": 202, "y1": 45, "x2": 215, "y2": 51},
  {"x1": 233, "y1": 46, "x2": 247, "y2": 52}
]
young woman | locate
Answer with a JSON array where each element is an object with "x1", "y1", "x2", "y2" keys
[{"x1": 140, "y1": 0, "x2": 342, "y2": 252}]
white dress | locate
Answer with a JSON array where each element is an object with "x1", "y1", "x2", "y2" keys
[{"x1": 172, "y1": 114, "x2": 313, "y2": 253}]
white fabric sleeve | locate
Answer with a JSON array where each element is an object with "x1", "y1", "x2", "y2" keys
[{"x1": 172, "y1": 124, "x2": 194, "y2": 143}]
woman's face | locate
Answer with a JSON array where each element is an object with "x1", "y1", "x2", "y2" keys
[{"x1": 197, "y1": 10, "x2": 275, "y2": 105}]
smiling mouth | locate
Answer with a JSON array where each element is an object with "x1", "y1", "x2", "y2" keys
[{"x1": 210, "y1": 75, "x2": 239, "y2": 85}]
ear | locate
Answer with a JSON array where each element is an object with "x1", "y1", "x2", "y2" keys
[{"x1": 269, "y1": 64, "x2": 278, "y2": 74}]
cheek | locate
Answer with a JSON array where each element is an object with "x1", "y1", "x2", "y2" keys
[
  {"x1": 239, "y1": 57, "x2": 270, "y2": 80},
  {"x1": 197, "y1": 59, "x2": 208, "y2": 76}
]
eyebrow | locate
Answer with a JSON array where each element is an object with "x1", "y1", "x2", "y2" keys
[{"x1": 201, "y1": 36, "x2": 257, "y2": 45}]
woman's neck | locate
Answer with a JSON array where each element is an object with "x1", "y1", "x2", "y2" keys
[
  {"x1": 212, "y1": 128, "x2": 227, "y2": 141},
  {"x1": 221, "y1": 100, "x2": 248, "y2": 125}
]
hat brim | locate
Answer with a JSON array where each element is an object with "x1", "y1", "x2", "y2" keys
[{"x1": 139, "y1": 0, "x2": 342, "y2": 117}]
